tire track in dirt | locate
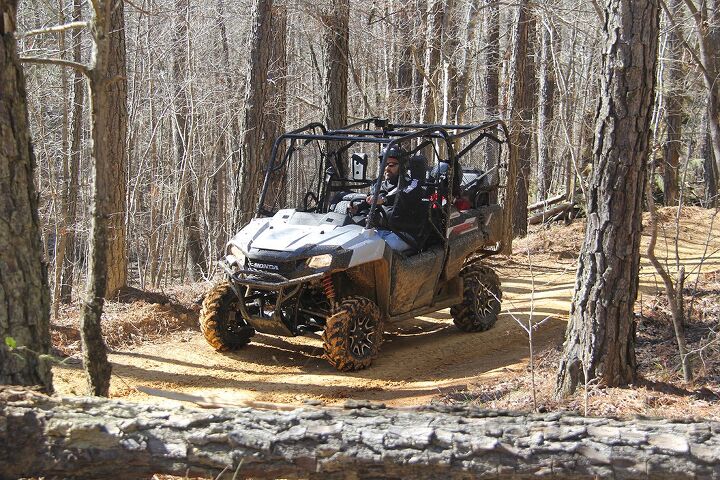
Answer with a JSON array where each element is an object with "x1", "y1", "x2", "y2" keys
[{"x1": 51, "y1": 208, "x2": 720, "y2": 407}]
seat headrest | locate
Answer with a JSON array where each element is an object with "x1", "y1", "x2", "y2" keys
[{"x1": 409, "y1": 155, "x2": 427, "y2": 180}]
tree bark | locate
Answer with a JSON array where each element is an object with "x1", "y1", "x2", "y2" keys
[
  {"x1": 483, "y1": 0, "x2": 500, "y2": 206},
  {"x1": 173, "y1": 0, "x2": 207, "y2": 280},
  {"x1": 234, "y1": 0, "x2": 274, "y2": 228},
  {"x1": 701, "y1": 115, "x2": 718, "y2": 205},
  {"x1": 419, "y1": 0, "x2": 445, "y2": 124},
  {"x1": 395, "y1": 4, "x2": 415, "y2": 123},
  {"x1": 537, "y1": 21, "x2": 556, "y2": 203},
  {"x1": 662, "y1": 0, "x2": 684, "y2": 206},
  {"x1": 103, "y1": 0, "x2": 128, "y2": 297},
  {"x1": 683, "y1": 0, "x2": 720, "y2": 189},
  {"x1": 213, "y1": 0, "x2": 240, "y2": 249},
  {"x1": 260, "y1": 5, "x2": 287, "y2": 204},
  {"x1": 52, "y1": 2, "x2": 71, "y2": 319},
  {"x1": 79, "y1": 0, "x2": 128, "y2": 396},
  {"x1": 2, "y1": 388, "x2": 720, "y2": 479},
  {"x1": 0, "y1": 0, "x2": 53, "y2": 393},
  {"x1": 322, "y1": 0, "x2": 349, "y2": 131},
  {"x1": 321, "y1": 0, "x2": 349, "y2": 181},
  {"x1": 509, "y1": 0, "x2": 536, "y2": 237},
  {"x1": 59, "y1": 0, "x2": 85, "y2": 304},
  {"x1": 556, "y1": 0, "x2": 660, "y2": 397}
]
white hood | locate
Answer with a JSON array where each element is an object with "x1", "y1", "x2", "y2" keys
[{"x1": 228, "y1": 209, "x2": 387, "y2": 267}]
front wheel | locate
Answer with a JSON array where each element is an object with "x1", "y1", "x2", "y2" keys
[
  {"x1": 450, "y1": 264, "x2": 502, "y2": 332},
  {"x1": 322, "y1": 296, "x2": 384, "y2": 371},
  {"x1": 200, "y1": 282, "x2": 254, "y2": 351}
]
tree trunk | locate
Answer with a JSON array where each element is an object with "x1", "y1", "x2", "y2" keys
[
  {"x1": 322, "y1": 0, "x2": 349, "y2": 181},
  {"x1": 556, "y1": 0, "x2": 660, "y2": 397},
  {"x1": 509, "y1": 0, "x2": 536, "y2": 237},
  {"x1": 103, "y1": 0, "x2": 128, "y2": 297},
  {"x1": 52, "y1": 1, "x2": 70, "y2": 319},
  {"x1": 395, "y1": 4, "x2": 415, "y2": 123},
  {"x1": 686, "y1": 0, "x2": 720, "y2": 189},
  {"x1": 2, "y1": 388, "x2": 720, "y2": 479},
  {"x1": 261, "y1": 5, "x2": 287, "y2": 199},
  {"x1": 419, "y1": 0, "x2": 445, "y2": 124},
  {"x1": 213, "y1": 0, "x2": 239, "y2": 248},
  {"x1": 537, "y1": 21, "x2": 556, "y2": 203},
  {"x1": 484, "y1": 0, "x2": 500, "y2": 205},
  {"x1": 322, "y1": 0, "x2": 349, "y2": 131},
  {"x1": 173, "y1": 0, "x2": 206, "y2": 280},
  {"x1": 59, "y1": 0, "x2": 85, "y2": 304},
  {"x1": 79, "y1": 0, "x2": 129, "y2": 396},
  {"x1": 442, "y1": 0, "x2": 460, "y2": 124},
  {"x1": 0, "y1": 0, "x2": 53, "y2": 393},
  {"x1": 234, "y1": 0, "x2": 274, "y2": 228},
  {"x1": 662, "y1": 0, "x2": 684, "y2": 206},
  {"x1": 701, "y1": 116, "x2": 718, "y2": 205}
]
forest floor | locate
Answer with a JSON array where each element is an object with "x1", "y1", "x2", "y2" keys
[{"x1": 51, "y1": 206, "x2": 720, "y2": 420}]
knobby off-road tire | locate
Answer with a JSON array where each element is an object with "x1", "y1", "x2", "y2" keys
[
  {"x1": 200, "y1": 282, "x2": 254, "y2": 351},
  {"x1": 322, "y1": 296, "x2": 384, "y2": 371},
  {"x1": 450, "y1": 264, "x2": 502, "y2": 332}
]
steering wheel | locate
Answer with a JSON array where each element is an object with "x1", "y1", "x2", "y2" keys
[
  {"x1": 302, "y1": 191, "x2": 319, "y2": 212},
  {"x1": 368, "y1": 205, "x2": 388, "y2": 228},
  {"x1": 348, "y1": 197, "x2": 365, "y2": 212}
]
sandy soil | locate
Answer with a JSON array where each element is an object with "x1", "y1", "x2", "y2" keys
[{"x1": 51, "y1": 207, "x2": 720, "y2": 413}]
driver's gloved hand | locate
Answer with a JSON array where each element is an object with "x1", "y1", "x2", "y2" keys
[{"x1": 369, "y1": 209, "x2": 387, "y2": 228}]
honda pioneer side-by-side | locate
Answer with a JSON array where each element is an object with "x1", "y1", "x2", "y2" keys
[{"x1": 200, "y1": 118, "x2": 511, "y2": 371}]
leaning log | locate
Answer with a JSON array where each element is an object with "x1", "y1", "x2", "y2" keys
[
  {"x1": 527, "y1": 193, "x2": 566, "y2": 212},
  {"x1": 528, "y1": 202, "x2": 573, "y2": 225},
  {"x1": 1, "y1": 387, "x2": 719, "y2": 479}
]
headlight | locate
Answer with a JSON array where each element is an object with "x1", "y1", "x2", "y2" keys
[
  {"x1": 306, "y1": 254, "x2": 332, "y2": 269},
  {"x1": 228, "y1": 245, "x2": 246, "y2": 267}
]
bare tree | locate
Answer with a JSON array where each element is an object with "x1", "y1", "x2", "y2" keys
[
  {"x1": 103, "y1": 0, "x2": 128, "y2": 297},
  {"x1": 509, "y1": 0, "x2": 536, "y2": 237},
  {"x1": 321, "y1": 0, "x2": 349, "y2": 182},
  {"x1": 484, "y1": 0, "x2": 501, "y2": 206},
  {"x1": 78, "y1": 0, "x2": 131, "y2": 396},
  {"x1": 556, "y1": 0, "x2": 660, "y2": 396},
  {"x1": 681, "y1": 0, "x2": 720, "y2": 187},
  {"x1": 419, "y1": 0, "x2": 445, "y2": 124},
  {"x1": 234, "y1": 0, "x2": 274, "y2": 227},
  {"x1": 59, "y1": 0, "x2": 84, "y2": 304},
  {"x1": 322, "y1": 0, "x2": 349, "y2": 130},
  {"x1": 0, "y1": 0, "x2": 53, "y2": 393},
  {"x1": 662, "y1": 0, "x2": 685, "y2": 206},
  {"x1": 537, "y1": 17, "x2": 557, "y2": 203},
  {"x1": 173, "y1": 0, "x2": 206, "y2": 280}
]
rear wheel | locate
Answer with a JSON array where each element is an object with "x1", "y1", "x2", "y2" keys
[
  {"x1": 451, "y1": 264, "x2": 502, "y2": 332},
  {"x1": 322, "y1": 296, "x2": 384, "y2": 371},
  {"x1": 200, "y1": 282, "x2": 254, "y2": 351}
]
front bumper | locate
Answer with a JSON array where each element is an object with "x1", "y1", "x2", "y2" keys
[{"x1": 220, "y1": 261, "x2": 325, "y2": 336}]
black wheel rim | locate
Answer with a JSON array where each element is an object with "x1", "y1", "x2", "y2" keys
[
  {"x1": 473, "y1": 278, "x2": 498, "y2": 318},
  {"x1": 348, "y1": 314, "x2": 376, "y2": 358}
]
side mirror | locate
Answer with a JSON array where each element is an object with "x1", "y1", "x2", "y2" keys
[{"x1": 351, "y1": 153, "x2": 368, "y2": 180}]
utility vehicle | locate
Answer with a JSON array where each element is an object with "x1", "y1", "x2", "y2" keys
[{"x1": 200, "y1": 118, "x2": 511, "y2": 371}]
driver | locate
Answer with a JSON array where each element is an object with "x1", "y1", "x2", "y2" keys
[{"x1": 350, "y1": 145, "x2": 421, "y2": 251}]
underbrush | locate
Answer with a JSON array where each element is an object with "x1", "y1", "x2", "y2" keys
[{"x1": 51, "y1": 283, "x2": 205, "y2": 357}]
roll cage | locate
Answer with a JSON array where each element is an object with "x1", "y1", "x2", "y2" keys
[{"x1": 255, "y1": 117, "x2": 510, "y2": 247}]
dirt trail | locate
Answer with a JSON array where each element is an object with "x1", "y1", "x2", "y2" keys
[{"x1": 52, "y1": 208, "x2": 720, "y2": 408}]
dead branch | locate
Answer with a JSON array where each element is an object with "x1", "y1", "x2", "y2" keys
[
  {"x1": 527, "y1": 193, "x2": 567, "y2": 212},
  {"x1": 528, "y1": 202, "x2": 573, "y2": 225},
  {"x1": 15, "y1": 21, "x2": 88, "y2": 38}
]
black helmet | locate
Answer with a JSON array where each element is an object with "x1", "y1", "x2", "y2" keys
[{"x1": 380, "y1": 144, "x2": 406, "y2": 160}]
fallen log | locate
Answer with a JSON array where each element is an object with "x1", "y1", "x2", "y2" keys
[
  {"x1": 528, "y1": 202, "x2": 574, "y2": 225},
  {"x1": 1, "y1": 387, "x2": 719, "y2": 479},
  {"x1": 527, "y1": 193, "x2": 566, "y2": 212}
]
